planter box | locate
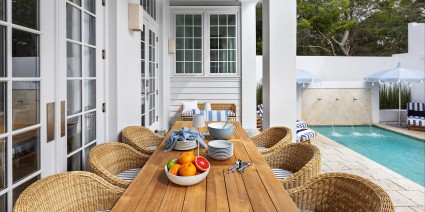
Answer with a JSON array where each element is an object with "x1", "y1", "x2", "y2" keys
[{"x1": 379, "y1": 109, "x2": 407, "y2": 123}]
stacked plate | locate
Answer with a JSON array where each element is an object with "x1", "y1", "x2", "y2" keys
[
  {"x1": 174, "y1": 140, "x2": 197, "y2": 150},
  {"x1": 207, "y1": 140, "x2": 233, "y2": 160}
]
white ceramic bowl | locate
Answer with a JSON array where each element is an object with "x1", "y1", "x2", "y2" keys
[
  {"x1": 207, "y1": 122, "x2": 235, "y2": 140},
  {"x1": 208, "y1": 140, "x2": 234, "y2": 160},
  {"x1": 165, "y1": 159, "x2": 210, "y2": 186}
]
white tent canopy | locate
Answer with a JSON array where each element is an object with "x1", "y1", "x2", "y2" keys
[
  {"x1": 296, "y1": 69, "x2": 321, "y2": 84},
  {"x1": 364, "y1": 63, "x2": 425, "y2": 125},
  {"x1": 365, "y1": 63, "x2": 424, "y2": 84}
]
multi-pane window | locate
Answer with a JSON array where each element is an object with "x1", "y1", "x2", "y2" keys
[
  {"x1": 175, "y1": 14, "x2": 203, "y2": 74},
  {"x1": 140, "y1": 0, "x2": 156, "y2": 21},
  {"x1": 210, "y1": 14, "x2": 237, "y2": 74},
  {"x1": 174, "y1": 12, "x2": 238, "y2": 76}
]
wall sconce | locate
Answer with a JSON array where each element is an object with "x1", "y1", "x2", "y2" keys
[
  {"x1": 128, "y1": 4, "x2": 143, "y2": 31},
  {"x1": 168, "y1": 39, "x2": 176, "y2": 54}
]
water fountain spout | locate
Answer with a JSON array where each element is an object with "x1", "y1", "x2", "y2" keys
[
  {"x1": 353, "y1": 97, "x2": 374, "y2": 134},
  {"x1": 305, "y1": 98, "x2": 323, "y2": 123},
  {"x1": 335, "y1": 98, "x2": 356, "y2": 135},
  {"x1": 336, "y1": 98, "x2": 340, "y2": 101}
]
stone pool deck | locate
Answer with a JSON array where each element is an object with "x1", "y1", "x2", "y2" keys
[{"x1": 312, "y1": 129, "x2": 425, "y2": 212}]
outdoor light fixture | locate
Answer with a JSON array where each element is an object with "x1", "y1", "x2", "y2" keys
[
  {"x1": 128, "y1": 4, "x2": 143, "y2": 31},
  {"x1": 204, "y1": 102, "x2": 212, "y2": 111},
  {"x1": 168, "y1": 40, "x2": 176, "y2": 54}
]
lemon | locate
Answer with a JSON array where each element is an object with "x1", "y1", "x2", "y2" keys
[{"x1": 167, "y1": 160, "x2": 176, "y2": 170}]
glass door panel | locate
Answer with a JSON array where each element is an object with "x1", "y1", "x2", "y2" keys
[
  {"x1": 65, "y1": 0, "x2": 101, "y2": 172},
  {"x1": 141, "y1": 25, "x2": 146, "y2": 126},
  {"x1": 141, "y1": 23, "x2": 158, "y2": 130},
  {"x1": 0, "y1": 0, "x2": 43, "y2": 210}
]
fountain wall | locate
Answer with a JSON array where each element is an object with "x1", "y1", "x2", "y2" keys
[{"x1": 301, "y1": 88, "x2": 372, "y2": 125}]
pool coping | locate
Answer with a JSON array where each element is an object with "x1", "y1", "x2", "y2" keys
[
  {"x1": 374, "y1": 123, "x2": 425, "y2": 141},
  {"x1": 312, "y1": 132, "x2": 425, "y2": 211}
]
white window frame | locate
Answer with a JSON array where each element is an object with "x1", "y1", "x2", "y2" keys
[
  {"x1": 171, "y1": 7, "x2": 241, "y2": 77},
  {"x1": 173, "y1": 11, "x2": 204, "y2": 76}
]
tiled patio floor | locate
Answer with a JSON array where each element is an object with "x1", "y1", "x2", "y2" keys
[{"x1": 313, "y1": 128, "x2": 425, "y2": 212}]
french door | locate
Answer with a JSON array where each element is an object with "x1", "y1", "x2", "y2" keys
[
  {"x1": 0, "y1": 0, "x2": 45, "y2": 210},
  {"x1": 58, "y1": 0, "x2": 104, "y2": 172},
  {"x1": 141, "y1": 22, "x2": 158, "y2": 131}
]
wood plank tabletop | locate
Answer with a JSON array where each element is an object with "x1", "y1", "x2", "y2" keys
[{"x1": 112, "y1": 121, "x2": 299, "y2": 212}]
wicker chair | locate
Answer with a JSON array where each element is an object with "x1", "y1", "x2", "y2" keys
[
  {"x1": 250, "y1": 126, "x2": 292, "y2": 155},
  {"x1": 288, "y1": 173, "x2": 395, "y2": 212},
  {"x1": 14, "y1": 171, "x2": 125, "y2": 212},
  {"x1": 121, "y1": 126, "x2": 164, "y2": 155},
  {"x1": 263, "y1": 143, "x2": 321, "y2": 189},
  {"x1": 88, "y1": 142, "x2": 150, "y2": 188}
]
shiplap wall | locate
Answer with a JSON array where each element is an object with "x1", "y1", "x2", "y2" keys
[{"x1": 169, "y1": 77, "x2": 241, "y2": 124}]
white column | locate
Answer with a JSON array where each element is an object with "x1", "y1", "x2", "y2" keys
[
  {"x1": 106, "y1": 0, "x2": 142, "y2": 141},
  {"x1": 240, "y1": 0, "x2": 258, "y2": 129},
  {"x1": 371, "y1": 84, "x2": 380, "y2": 123},
  {"x1": 262, "y1": 0, "x2": 297, "y2": 138},
  {"x1": 296, "y1": 84, "x2": 302, "y2": 119},
  {"x1": 158, "y1": 0, "x2": 171, "y2": 131}
]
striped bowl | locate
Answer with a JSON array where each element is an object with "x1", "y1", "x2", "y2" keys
[{"x1": 207, "y1": 140, "x2": 233, "y2": 160}]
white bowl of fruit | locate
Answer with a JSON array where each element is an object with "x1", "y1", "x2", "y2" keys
[{"x1": 165, "y1": 152, "x2": 210, "y2": 186}]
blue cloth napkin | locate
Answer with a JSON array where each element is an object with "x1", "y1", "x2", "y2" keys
[{"x1": 164, "y1": 127, "x2": 207, "y2": 152}]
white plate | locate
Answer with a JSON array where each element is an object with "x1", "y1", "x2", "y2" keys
[{"x1": 174, "y1": 140, "x2": 197, "y2": 150}]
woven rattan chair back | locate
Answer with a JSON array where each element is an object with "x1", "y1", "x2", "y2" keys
[
  {"x1": 264, "y1": 143, "x2": 321, "y2": 189},
  {"x1": 88, "y1": 142, "x2": 149, "y2": 188},
  {"x1": 121, "y1": 126, "x2": 164, "y2": 155},
  {"x1": 250, "y1": 126, "x2": 292, "y2": 155},
  {"x1": 14, "y1": 171, "x2": 124, "y2": 212},
  {"x1": 288, "y1": 172, "x2": 395, "y2": 212}
]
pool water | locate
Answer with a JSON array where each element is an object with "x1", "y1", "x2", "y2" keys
[{"x1": 311, "y1": 126, "x2": 425, "y2": 186}]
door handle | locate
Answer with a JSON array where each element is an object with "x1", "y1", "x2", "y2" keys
[{"x1": 47, "y1": 102, "x2": 55, "y2": 142}]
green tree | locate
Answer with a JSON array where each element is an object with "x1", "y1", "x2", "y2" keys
[{"x1": 296, "y1": 0, "x2": 425, "y2": 56}]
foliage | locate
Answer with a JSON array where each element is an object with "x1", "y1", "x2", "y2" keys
[
  {"x1": 256, "y1": 1, "x2": 263, "y2": 55},
  {"x1": 379, "y1": 83, "x2": 411, "y2": 109},
  {"x1": 256, "y1": 41, "x2": 262, "y2": 55},
  {"x1": 256, "y1": 81, "x2": 263, "y2": 105},
  {"x1": 255, "y1": 0, "x2": 425, "y2": 56},
  {"x1": 296, "y1": 0, "x2": 425, "y2": 56}
]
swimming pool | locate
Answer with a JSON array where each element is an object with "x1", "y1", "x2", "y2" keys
[{"x1": 311, "y1": 126, "x2": 425, "y2": 186}]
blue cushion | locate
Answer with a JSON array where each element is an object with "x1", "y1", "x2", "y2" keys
[
  {"x1": 296, "y1": 120, "x2": 308, "y2": 129},
  {"x1": 296, "y1": 129, "x2": 317, "y2": 142},
  {"x1": 407, "y1": 116, "x2": 425, "y2": 126}
]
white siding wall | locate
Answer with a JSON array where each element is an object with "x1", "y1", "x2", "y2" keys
[{"x1": 169, "y1": 77, "x2": 241, "y2": 124}]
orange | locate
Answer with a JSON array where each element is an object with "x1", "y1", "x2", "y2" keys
[
  {"x1": 194, "y1": 156, "x2": 210, "y2": 172},
  {"x1": 178, "y1": 163, "x2": 197, "y2": 176},
  {"x1": 178, "y1": 152, "x2": 195, "y2": 164},
  {"x1": 168, "y1": 164, "x2": 181, "y2": 176}
]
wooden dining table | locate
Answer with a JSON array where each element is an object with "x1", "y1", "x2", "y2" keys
[{"x1": 112, "y1": 121, "x2": 299, "y2": 212}]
